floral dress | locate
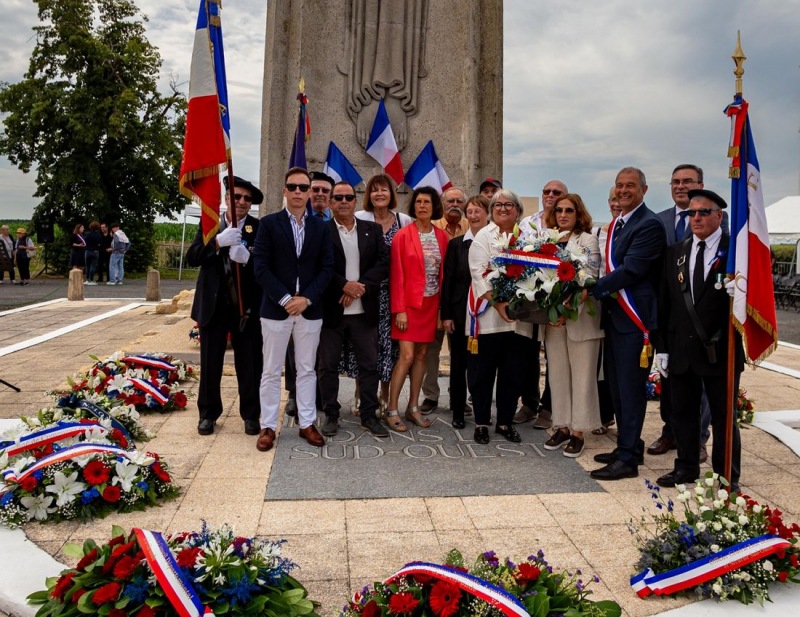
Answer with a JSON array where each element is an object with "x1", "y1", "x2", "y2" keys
[{"x1": 338, "y1": 216, "x2": 400, "y2": 382}]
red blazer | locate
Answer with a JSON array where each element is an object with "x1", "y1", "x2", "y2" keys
[{"x1": 390, "y1": 224, "x2": 449, "y2": 313}]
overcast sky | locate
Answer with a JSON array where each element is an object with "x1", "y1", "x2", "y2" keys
[{"x1": 2, "y1": 0, "x2": 799, "y2": 223}]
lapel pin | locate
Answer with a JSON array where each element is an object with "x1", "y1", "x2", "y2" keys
[{"x1": 678, "y1": 272, "x2": 684, "y2": 284}]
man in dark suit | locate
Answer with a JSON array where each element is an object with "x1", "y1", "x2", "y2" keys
[
  {"x1": 253, "y1": 167, "x2": 334, "y2": 452},
  {"x1": 590, "y1": 167, "x2": 666, "y2": 480},
  {"x1": 653, "y1": 189, "x2": 743, "y2": 490},
  {"x1": 650, "y1": 164, "x2": 729, "y2": 460},
  {"x1": 318, "y1": 181, "x2": 390, "y2": 437},
  {"x1": 187, "y1": 175, "x2": 264, "y2": 436}
]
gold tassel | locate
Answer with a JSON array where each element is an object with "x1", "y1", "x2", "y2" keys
[
  {"x1": 727, "y1": 146, "x2": 739, "y2": 158},
  {"x1": 467, "y1": 336, "x2": 473, "y2": 351},
  {"x1": 640, "y1": 342, "x2": 653, "y2": 368},
  {"x1": 471, "y1": 338, "x2": 479, "y2": 355},
  {"x1": 729, "y1": 167, "x2": 741, "y2": 179}
]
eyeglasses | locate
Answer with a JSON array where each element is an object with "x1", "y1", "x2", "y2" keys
[
  {"x1": 493, "y1": 202, "x2": 516, "y2": 211},
  {"x1": 554, "y1": 207, "x2": 575, "y2": 214},
  {"x1": 687, "y1": 208, "x2": 718, "y2": 217},
  {"x1": 312, "y1": 186, "x2": 331, "y2": 194},
  {"x1": 670, "y1": 179, "x2": 699, "y2": 187},
  {"x1": 332, "y1": 194, "x2": 356, "y2": 202},
  {"x1": 233, "y1": 193, "x2": 253, "y2": 203},
  {"x1": 542, "y1": 189, "x2": 564, "y2": 196},
  {"x1": 285, "y1": 183, "x2": 310, "y2": 192},
  {"x1": 446, "y1": 198, "x2": 466, "y2": 204}
]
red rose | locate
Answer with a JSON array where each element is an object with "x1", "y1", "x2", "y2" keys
[
  {"x1": 19, "y1": 475, "x2": 38, "y2": 492},
  {"x1": 160, "y1": 385, "x2": 170, "y2": 396},
  {"x1": 388, "y1": 592, "x2": 419, "y2": 614},
  {"x1": 71, "y1": 588, "x2": 86, "y2": 603},
  {"x1": 102, "y1": 485, "x2": 121, "y2": 503},
  {"x1": 110, "y1": 429, "x2": 129, "y2": 449},
  {"x1": 539, "y1": 243, "x2": 558, "y2": 256},
  {"x1": 173, "y1": 392, "x2": 187, "y2": 408},
  {"x1": 776, "y1": 548, "x2": 786, "y2": 560},
  {"x1": 113, "y1": 555, "x2": 139, "y2": 580},
  {"x1": 429, "y1": 581, "x2": 461, "y2": 617},
  {"x1": 76, "y1": 548, "x2": 99, "y2": 572},
  {"x1": 176, "y1": 547, "x2": 203, "y2": 569},
  {"x1": 514, "y1": 563, "x2": 541, "y2": 584},
  {"x1": 791, "y1": 554, "x2": 799, "y2": 568},
  {"x1": 505, "y1": 263, "x2": 524, "y2": 278},
  {"x1": 362, "y1": 600, "x2": 380, "y2": 617},
  {"x1": 779, "y1": 571, "x2": 789, "y2": 583},
  {"x1": 137, "y1": 607, "x2": 157, "y2": 617},
  {"x1": 84, "y1": 460, "x2": 111, "y2": 486},
  {"x1": 50, "y1": 572, "x2": 77, "y2": 602},
  {"x1": 108, "y1": 609, "x2": 127, "y2": 617},
  {"x1": 556, "y1": 261, "x2": 576, "y2": 282},
  {"x1": 92, "y1": 582, "x2": 121, "y2": 605}
]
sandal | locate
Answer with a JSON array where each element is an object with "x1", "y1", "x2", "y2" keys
[
  {"x1": 592, "y1": 420, "x2": 615, "y2": 436},
  {"x1": 404, "y1": 406, "x2": 431, "y2": 428},
  {"x1": 384, "y1": 409, "x2": 408, "y2": 432}
]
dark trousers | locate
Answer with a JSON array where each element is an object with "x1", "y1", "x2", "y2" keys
[
  {"x1": 520, "y1": 337, "x2": 551, "y2": 411},
  {"x1": 318, "y1": 316, "x2": 379, "y2": 421},
  {"x1": 17, "y1": 256, "x2": 31, "y2": 281},
  {"x1": 97, "y1": 252, "x2": 109, "y2": 282},
  {"x1": 197, "y1": 300, "x2": 262, "y2": 423},
  {"x1": 0, "y1": 266, "x2": 14, "y2": 281},
  {"x1": 604, "y1": 324, "x2": 652, "y2": 466},
  {"x1": 597, "y1": 341, "x2": 615, "y2": 426},
  {"x1": 671, "y1": 369, "x2": 741, "y2": 485},
  {"x1": 660, "y1": 376, "x2": 712, "y2": 442},
  {"x1": 85, "y1": 250, "x2": 99, "y2": 282},
  {"x1": 448, "y1": 329, "x2": 470, "y2": 423},
  {"x1": 470, "y1": 332, "x2": 524, "y2": 427}
]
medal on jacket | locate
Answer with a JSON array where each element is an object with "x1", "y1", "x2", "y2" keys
[
  {"x1": 245, "y1": 225, "x2": 253, "y2": 233},
  {"x1": 678, "y1": 272, "x2": 684, "y2": 284},
  {"x1": 714, "y1": 273, "x2": 723, "y2": 290}
]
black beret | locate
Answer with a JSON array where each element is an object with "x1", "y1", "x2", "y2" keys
[
  {"x1": 310, "y1": 171, "x2": 336, "y2": 187},
  {"x1": 223, "y1": 175, "x2": 264, "y2": 205},
  {"x1": 688, "y1": 189, "x2": 727, "y2": 210}
]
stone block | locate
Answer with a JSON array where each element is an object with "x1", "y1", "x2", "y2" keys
[
  {"x1": 67, "y1": 269, "x2": 84, "y2": 301},
  {"x1": 145, "y1": 269, "x2": 161, "y2": 302}
]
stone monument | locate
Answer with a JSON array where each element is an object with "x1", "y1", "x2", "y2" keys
[{"x1": 260, "y1": 0, "x2": 503, "y2": 213}]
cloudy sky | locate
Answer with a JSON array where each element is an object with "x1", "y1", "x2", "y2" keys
[{"x1": 2, "y1": 0, "x2": 799, "y2": 223}]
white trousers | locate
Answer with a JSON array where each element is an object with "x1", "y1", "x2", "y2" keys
[{"x1": 259, "y1": 316, "x2": 322, "y2": 430}]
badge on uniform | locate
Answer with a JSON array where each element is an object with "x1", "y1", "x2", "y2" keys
[
  {"x1": 245, "y1": 225, "x2": 253, "y2": 234},
  {"x1": 678, "y1": 272, "x2": 684, "y2": 284}
]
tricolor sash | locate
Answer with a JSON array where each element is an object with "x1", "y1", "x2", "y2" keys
[
  {"x1": 383, "y1": 562, "x2": 529, "y2": 617},
  {"x1": 605, "y1": 216, "x2": 653, "y2": 367},
  {"x1": 134, "y1": 528, "x2": 215, "y2": 617},
  {"x1": 496, "y1": 249, "x2": 561, "y2": 269},
  {"x1": 130, "y1": 378, "x2": 170, "y2": 405},
  {"x1": 0, "y1": 421, "x2": 105, "y2": 458},
  {"x1": 467, "y1": 287, "x2": 489, "y2": 355},
  {"x1": 123, "y1": 355, "x2": 178, "y2": 372},
  {"x1": 630, "y1": 535, "x2": 790, "y2": 597},
  {"x1": 77, "y1": 401, "x2": 134, "y2": 446}
]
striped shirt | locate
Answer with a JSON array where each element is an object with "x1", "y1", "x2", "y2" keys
[{"x1": 279, "y1": 208, "x2": 308, "y2": 306}]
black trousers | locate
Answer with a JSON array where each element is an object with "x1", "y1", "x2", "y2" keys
[
  {"x1": 671, "y1": 368, "x2": 741, "y2": 485},
  {"x1": 17, "y1": 256, "x2": 31, "y2": 281},
  {"x1": 469, "y1": 332, "x2": 524, "y2": 427},
  {"x1": 448, "y1": 329, "x2": 470, "y2": 423},
  {"x1": 659, "y1": 376, "x2": 712, "y2": 443},
  {"x1": 318, "y1": 316, "x2": 379, "y2": 421},
  {"x1": 97, "y1": 252, "x2": 110, "y2": 282},
  {"x1": 596, "y1": 340, "x2": 615, "y2": 426},
  {"x1": 197, "y1": 299, "x2": 262, "y2": 423}
]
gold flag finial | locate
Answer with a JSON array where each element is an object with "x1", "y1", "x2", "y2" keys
[
  {"x1": 299, "y1": 77, "x2": 305, "y2": 94},
  {"x1": 732, "y1": 31, "x2": 746, "y2": 95}
]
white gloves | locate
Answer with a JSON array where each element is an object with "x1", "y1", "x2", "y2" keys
[
  {"x1": 216, "y1": 227, "x2": 242, "y2": 248},
  {"x1": 229, "y1": 243, "x2": 250, "y2": 265},
  {"x1": 724, "y1": 278, "x2": 736, "y2": 298},
  {"x1": 655, "y1": 353, "x2": 669, "y2": 379}
]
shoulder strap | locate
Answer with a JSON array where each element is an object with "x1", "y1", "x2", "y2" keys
[{"x1": 679, "y1": 237, "x2": 719, "y2": 363}]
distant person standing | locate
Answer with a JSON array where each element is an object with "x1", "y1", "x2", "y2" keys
[
  {"x1": 97, "y1": 223, "x2": 112, "y2": 283},
  {"x1": 14, "y1": 228, "x2": 36, "y2": 286},
  {"x1": 107, "y1": 223, "x2": 130, "y2": 285},
  {"x1": 69, "y1": 224, "x2": 86, "y2": 272},
  {"x1": 0, "y1": 225, "x2": 14, "y2": 284},
  {"x1": 83, "y1": 221, "x2": 102, "y2": 286}
]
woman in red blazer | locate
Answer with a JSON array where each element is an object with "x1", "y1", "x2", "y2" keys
[{"x1": 386, "y1": 187, "x2": 449, "y2": 431}]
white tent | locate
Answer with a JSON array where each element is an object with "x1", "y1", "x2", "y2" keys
[{"x1": 767, "y1": 196, "x2": 800, "y2": 244}]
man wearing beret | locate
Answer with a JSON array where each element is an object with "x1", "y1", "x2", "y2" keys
[
  {"x1": 653, "y1": 189, "x2": 743, "y2": 490},
  {"x1": 187, "y1": 175, "x2": 264, "y2": 436}
]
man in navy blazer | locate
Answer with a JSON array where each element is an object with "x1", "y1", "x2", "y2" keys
[
  {"x1": 589, "y1": 167, "x2": 666, "y2": 480},
  {"x1": 252, "y1": 167, "x2": 334, "y2": 452}
]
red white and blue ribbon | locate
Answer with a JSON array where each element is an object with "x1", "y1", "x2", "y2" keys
[
  {"x1": 384, "y1": 562, "x2": 529, "y2": 617},
  {"x1": 467, "y1": 287, "x2": 489, "y2": 355},
  {"x1": 605, "y1": 216, "x2": 653, "y2": 367},
  {"x1": 123, "y1": 355, "x2": 178, "y2": 372},
  {"x1": 496, "y1": 249, "x2": 560, "y2": 269},
  {"x1": 0, "y1": 443, "x2": 140, "y2": 493},
  {"x1": 0, "y1": 421, "x2": 105, "y2": 458},
  {"x1": 630, "y1": 535, "x2": 790, "y2": 598},
  {"x1": 130, "y1": 378, "x2": 170, "y2": 405},
  {"x1": 134, "y1": 528, "x2": 215, "y2": 617},
  {"x1": 77, "y1": 400, "x2": 134, "y2": 445}
]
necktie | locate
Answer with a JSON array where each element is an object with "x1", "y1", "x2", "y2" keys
[
  {"x1": 693, "y1": 240, "x2": 706, "y2": 302},
  {"x1": 615, "y1": 218, "x2": 625, "y2": 232},
  {"x1": 316, "y1": 212, "x2": 325, "y2": 219},
  {"x1": 675, "y1": 210, "x2": 689, "y2": 240}
]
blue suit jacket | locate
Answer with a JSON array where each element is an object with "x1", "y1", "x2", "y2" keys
[
  {"x1": 657, "y1": 205, "x2": 730, "y2": 245},
  {"x1": 253, "y1": 210, "x2": 334, "y2": 320},
  {"x1": 592, "y1": 203, "x2": 665, "y2": 333}
]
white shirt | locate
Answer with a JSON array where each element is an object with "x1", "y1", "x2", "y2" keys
[
  {"x1": 336, "y1": 219, "x2": 363, "y2": 315},
  {"x1": 689, "y1": 227, "x2": 723, "y2": 301},
  {"x1": 618, "y1": 202, "x2": 644, "y2": 227},
  {"x1": 518, "y1": 211, "x2": 547, "y2": 238},
  {"x1": 673, "y1": 205, "x2": 690, "y2": 233}
]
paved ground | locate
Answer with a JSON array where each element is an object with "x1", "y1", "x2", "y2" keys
[{"x1": 1, "y1": 296, "x2": 800, "y2": 617}]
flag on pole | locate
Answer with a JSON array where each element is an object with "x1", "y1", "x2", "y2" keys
[
  {"x1": 323, "y1": 142, "x2": 363, "y2": 186},
  {"x1": 289, "y1": 83, "x2": 309, "y2": 170},
  {"x1": 365, "y1": 99, "x2": 404, "y2": 186},
  {"x1": 179, "y1": 0, "x2": 231, "y2": 245},
  {"x1": 725, "y1": 94, "x2": 778, "y2": 362},
  {"x1": 405, "y1": 141, "x2": 453, "y2": 193}
]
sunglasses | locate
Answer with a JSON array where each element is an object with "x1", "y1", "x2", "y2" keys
[
  {"x1": 285, "y1": 183, "x2": 310, "y2": 192},
  {"x1": 233, "y1": 193, "x2": 253, "y2": 203},
  {"x1": 554, "y1": 207, "x2": 575, "y2": 214},
  {"x1": 542, "y1": 189, "x2": 564, "y2": 196},
  {"x1": 312, "y1": 186, "x2": 331, "y2": 194},
  {"x1": 332, "y1": 194, "x2": 356, "y2": 202},
  {"x1": 687, "y1": 208, "x2": 719, "y2": 218}
]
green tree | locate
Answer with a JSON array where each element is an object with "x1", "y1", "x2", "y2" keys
[{"x1": 0, "y1": 0, "x2": 187, "y2": 273}]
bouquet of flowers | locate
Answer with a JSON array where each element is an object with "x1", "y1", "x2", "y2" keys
[
  {"x1": 28, "y1": 523, "x2": 320, "y2": 617},
  {"x1": 190, "y1": 324, "x2": 201, "y2": 344},
  {"x1": 341, "y1": 549, "x2": 620, "y2": 617},
  {"x1": 18, "y1": 404, "x2": 155, "y2": 443},
  {"x1": 486, "y1": 226, "x2": 597, "y2": 324},
  {"x1": 646, "y1": 371, "x2": 662, "y2": 401},
  {"x1": 629, "y1": 474, "x2": 800, "y2": 604},
  {"x1": 737, "y1": 387, "x2": 755, "y2": 425}
]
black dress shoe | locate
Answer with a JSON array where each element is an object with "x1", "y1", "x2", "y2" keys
[
  {"x1": 593, "y1": 449, "x2": 644, "y2": 466},
  {"x1": 452, "y1": 418, "x2": 466, "y2": 429},
  {"x1": 244, "y1": 420, "x2": 260, "y2": 436},
  {"x1": 474, "y1": 427, "x2": 490, "y2": 444},
  {"x1": 730, "y1": 482, "x2": 741, "y2": 494},
  {"x1": 361, "y1": 416, "x2": 389, "y2": 437},
  {"x1": 321, "y1": 415, "x2": 339, "y2": 436},
  {"x1": 285, "y1": 397, "x2": 297, "y2": 417},
  {"x1": 590, "y1": 459, "x2": 638, "y2": 481},
  {"x1": 656, "y1": 469, "x2": 698, "y2": 488},
  {"x1": 495, "y1": 425, "x2": 521, "y2": 443},
  {"x1": 197, "y1": 419, "x2": 215, "y2": 435}
]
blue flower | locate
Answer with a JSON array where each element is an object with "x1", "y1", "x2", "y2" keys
[
  {"x1": 137, "y1": 481, "x2": 149, "y2": 492},
  {"x1": 220, "y1": 573, "x2": 261, "y2": 607},
  {"x1": 33, "y1": 470, "x2": 43, "y2": 481},
  {"x1": 125, "y1": 575, "x2": 151, "y2": 603},
  {"x1": 1, "y1": 493, "x2": 14, "y2": 507},
  {"x1": 80, "y1": 487, "x2": 100, "y2": 504}
]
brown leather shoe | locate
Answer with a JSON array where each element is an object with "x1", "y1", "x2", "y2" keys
[
  {"x1": 647, "y1": 436, "x2": 677, "y2": 456},
  {"x1": 299, "y1": 424, "x2": 325, "y2": 447},
  {"x1": 699, "y1": 443, "x2": 709, "y2": 464},
  {"x1": 256, "y1": 428, "x2": 276, "y2": 452}
]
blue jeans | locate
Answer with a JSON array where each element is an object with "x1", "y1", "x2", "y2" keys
[
  {"x1": 110, "y1": 253, "x2": 125, "y2": 283},
  {"x1": 85, "y1": 250, "x2": 99, "y2": 281}
]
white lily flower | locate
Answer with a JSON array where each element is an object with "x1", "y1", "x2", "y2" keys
[
  {"x1": 83, "y1": 425, "x2": 109, "y2": 443},
  {"x1": 0, "y1": 450, "x2": 7, "y2": 470},
  {"x1": 515, "y1": 277, "x2": 539, "y2": 301},
  {"x1": 113, "y1": 461, "x2": 140, "y2": 492},
  {"x1": 71, "y1": 453, "x2": 97, "y2": 468},
  {"x1": 11, "y1": 456, "x2": 36, "y2": 476},
  {"x1": 1, "y1": 423, "x2": 28, "y2": 443},
  {"x1": 45, "y1": 470, "x2": 86, "y2": 507},
  {"x1": 20, "y1": 494, "x2": 55, "y2": 520},
  {"x1": 106, "y1": 374, "x2": 133, "y2": 394},
  {"x1": 127, "y1": 451, "x2": 156, "y2": 466},
  {"x1": 535, "y1": 268, "x2": 559, "y2": 294}
]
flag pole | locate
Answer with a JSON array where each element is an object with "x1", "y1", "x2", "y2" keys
[
  {"x1": 225, "y1": 160, "x2": 246, "y2": 326},
  {"x1": 724, "y1": 31, "x2": 746, "y2": 492}
]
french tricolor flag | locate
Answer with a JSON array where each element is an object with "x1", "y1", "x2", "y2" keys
[
  {"x1": 179, "y1": 0, "x2": 231, "y2": 244},
  {"x1": 405, "y1": 141, "x2": 453, "y2": 194},
  {"x1": 365, "y1": 99, "x2": 404, "y2": 186},
  {"x1": 323, "y1": 141, "x2": 363, "y2": 186}
]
